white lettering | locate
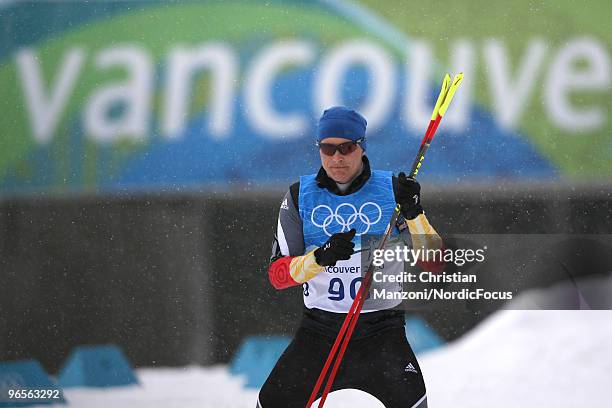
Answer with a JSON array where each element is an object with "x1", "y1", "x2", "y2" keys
[
  {"x1": 16, "y1": 47, "x2": 85, "y2": 143},
  {"x1": 316, "y1": 40, "x2": 395, "y2": 131},
  {"x1": 545, "y1": 37, "x2": 610, "y2": 132},
  {"x1": 163, "y1": 43, "x2": 237, "y2": 139},
  {"x1": 85, "y1": 45, "x2": 153, "y2": 142},
  {"x1": 484, "y1": 39, "x2": 547, "y2": 129},
  {"x1": 244, "y1": 40, "x2": 315, "y2": 139},
  {"x1": 405, "y1": 40, "x2": 474, "y2": 133}
]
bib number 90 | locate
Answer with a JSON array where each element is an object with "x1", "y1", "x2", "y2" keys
[{"x1": 328, "y1": 277, "x2": 370, "y2": 301}]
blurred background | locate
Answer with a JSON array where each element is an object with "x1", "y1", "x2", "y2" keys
[{"x1": 0, "y1": 0, "x2": 611, "y2": 407}]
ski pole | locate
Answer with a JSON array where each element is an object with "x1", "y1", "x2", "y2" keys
[{"x1": 410, "y1": 72, "x2": 463, "y2": 178}]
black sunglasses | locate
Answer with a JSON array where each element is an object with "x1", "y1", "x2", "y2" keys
[{"x1": 316, "y1": 138, "x2": 365, "y2": 156}]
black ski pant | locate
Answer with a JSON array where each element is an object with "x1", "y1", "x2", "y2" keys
[{"x1": 257, "y1": 325, "x2": 427, "y2": 408}]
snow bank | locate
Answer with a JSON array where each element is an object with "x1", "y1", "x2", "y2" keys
[{"x1": 421, "y1": 310, "x2": 612, "y2": 407}]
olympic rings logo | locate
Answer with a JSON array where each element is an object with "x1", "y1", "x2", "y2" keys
[{"x1": 311, "y1": 202, "x2": 382, "y2": 236}]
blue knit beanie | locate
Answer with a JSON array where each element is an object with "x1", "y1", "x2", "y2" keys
[{"x1": 317, "y1": 106, "x2": 367, "y2": 150}]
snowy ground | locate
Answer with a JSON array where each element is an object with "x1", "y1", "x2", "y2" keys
[
  {"x1": 421, "y1": 310, "x2": 612, "y2": 407},
  {"x1": 34, "y1": 309, "x2": 612, "y2": 408}
]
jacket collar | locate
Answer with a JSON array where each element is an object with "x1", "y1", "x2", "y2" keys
[{"x1": 315, "y1": 156, "x2": 371, "y2": 196}]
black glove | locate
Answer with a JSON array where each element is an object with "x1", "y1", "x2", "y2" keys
[
  {"x1": 396, "y1": 172, "x2": 424, "y2": 220},
  {"x1": 314, "y1": 229, "x2": 356, "y2": 267}
]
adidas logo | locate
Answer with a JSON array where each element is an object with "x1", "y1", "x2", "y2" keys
[
  {"x1": 404, "y1": 363, "x2": 418, "y2": 374},
  {"x1": 280, "y1": 198, "x2": 289, "y2": 210}
]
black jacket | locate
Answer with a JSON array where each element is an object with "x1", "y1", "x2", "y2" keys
[{"x1": 272, "y1": 155, "x2": 406, "y2": 338}]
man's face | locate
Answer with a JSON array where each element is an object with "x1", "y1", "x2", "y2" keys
[{"x1": 319, "y1": 137, "x2": 364, "y2": 184}]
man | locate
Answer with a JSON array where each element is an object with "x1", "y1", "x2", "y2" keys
[{"x1": 258, "y1": 106, "x2": 441, "y2": 408}]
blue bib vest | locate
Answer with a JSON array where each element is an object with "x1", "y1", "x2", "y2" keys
[{"x1": 298, "y1": 170, "x2": 401, "y2": 312}]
